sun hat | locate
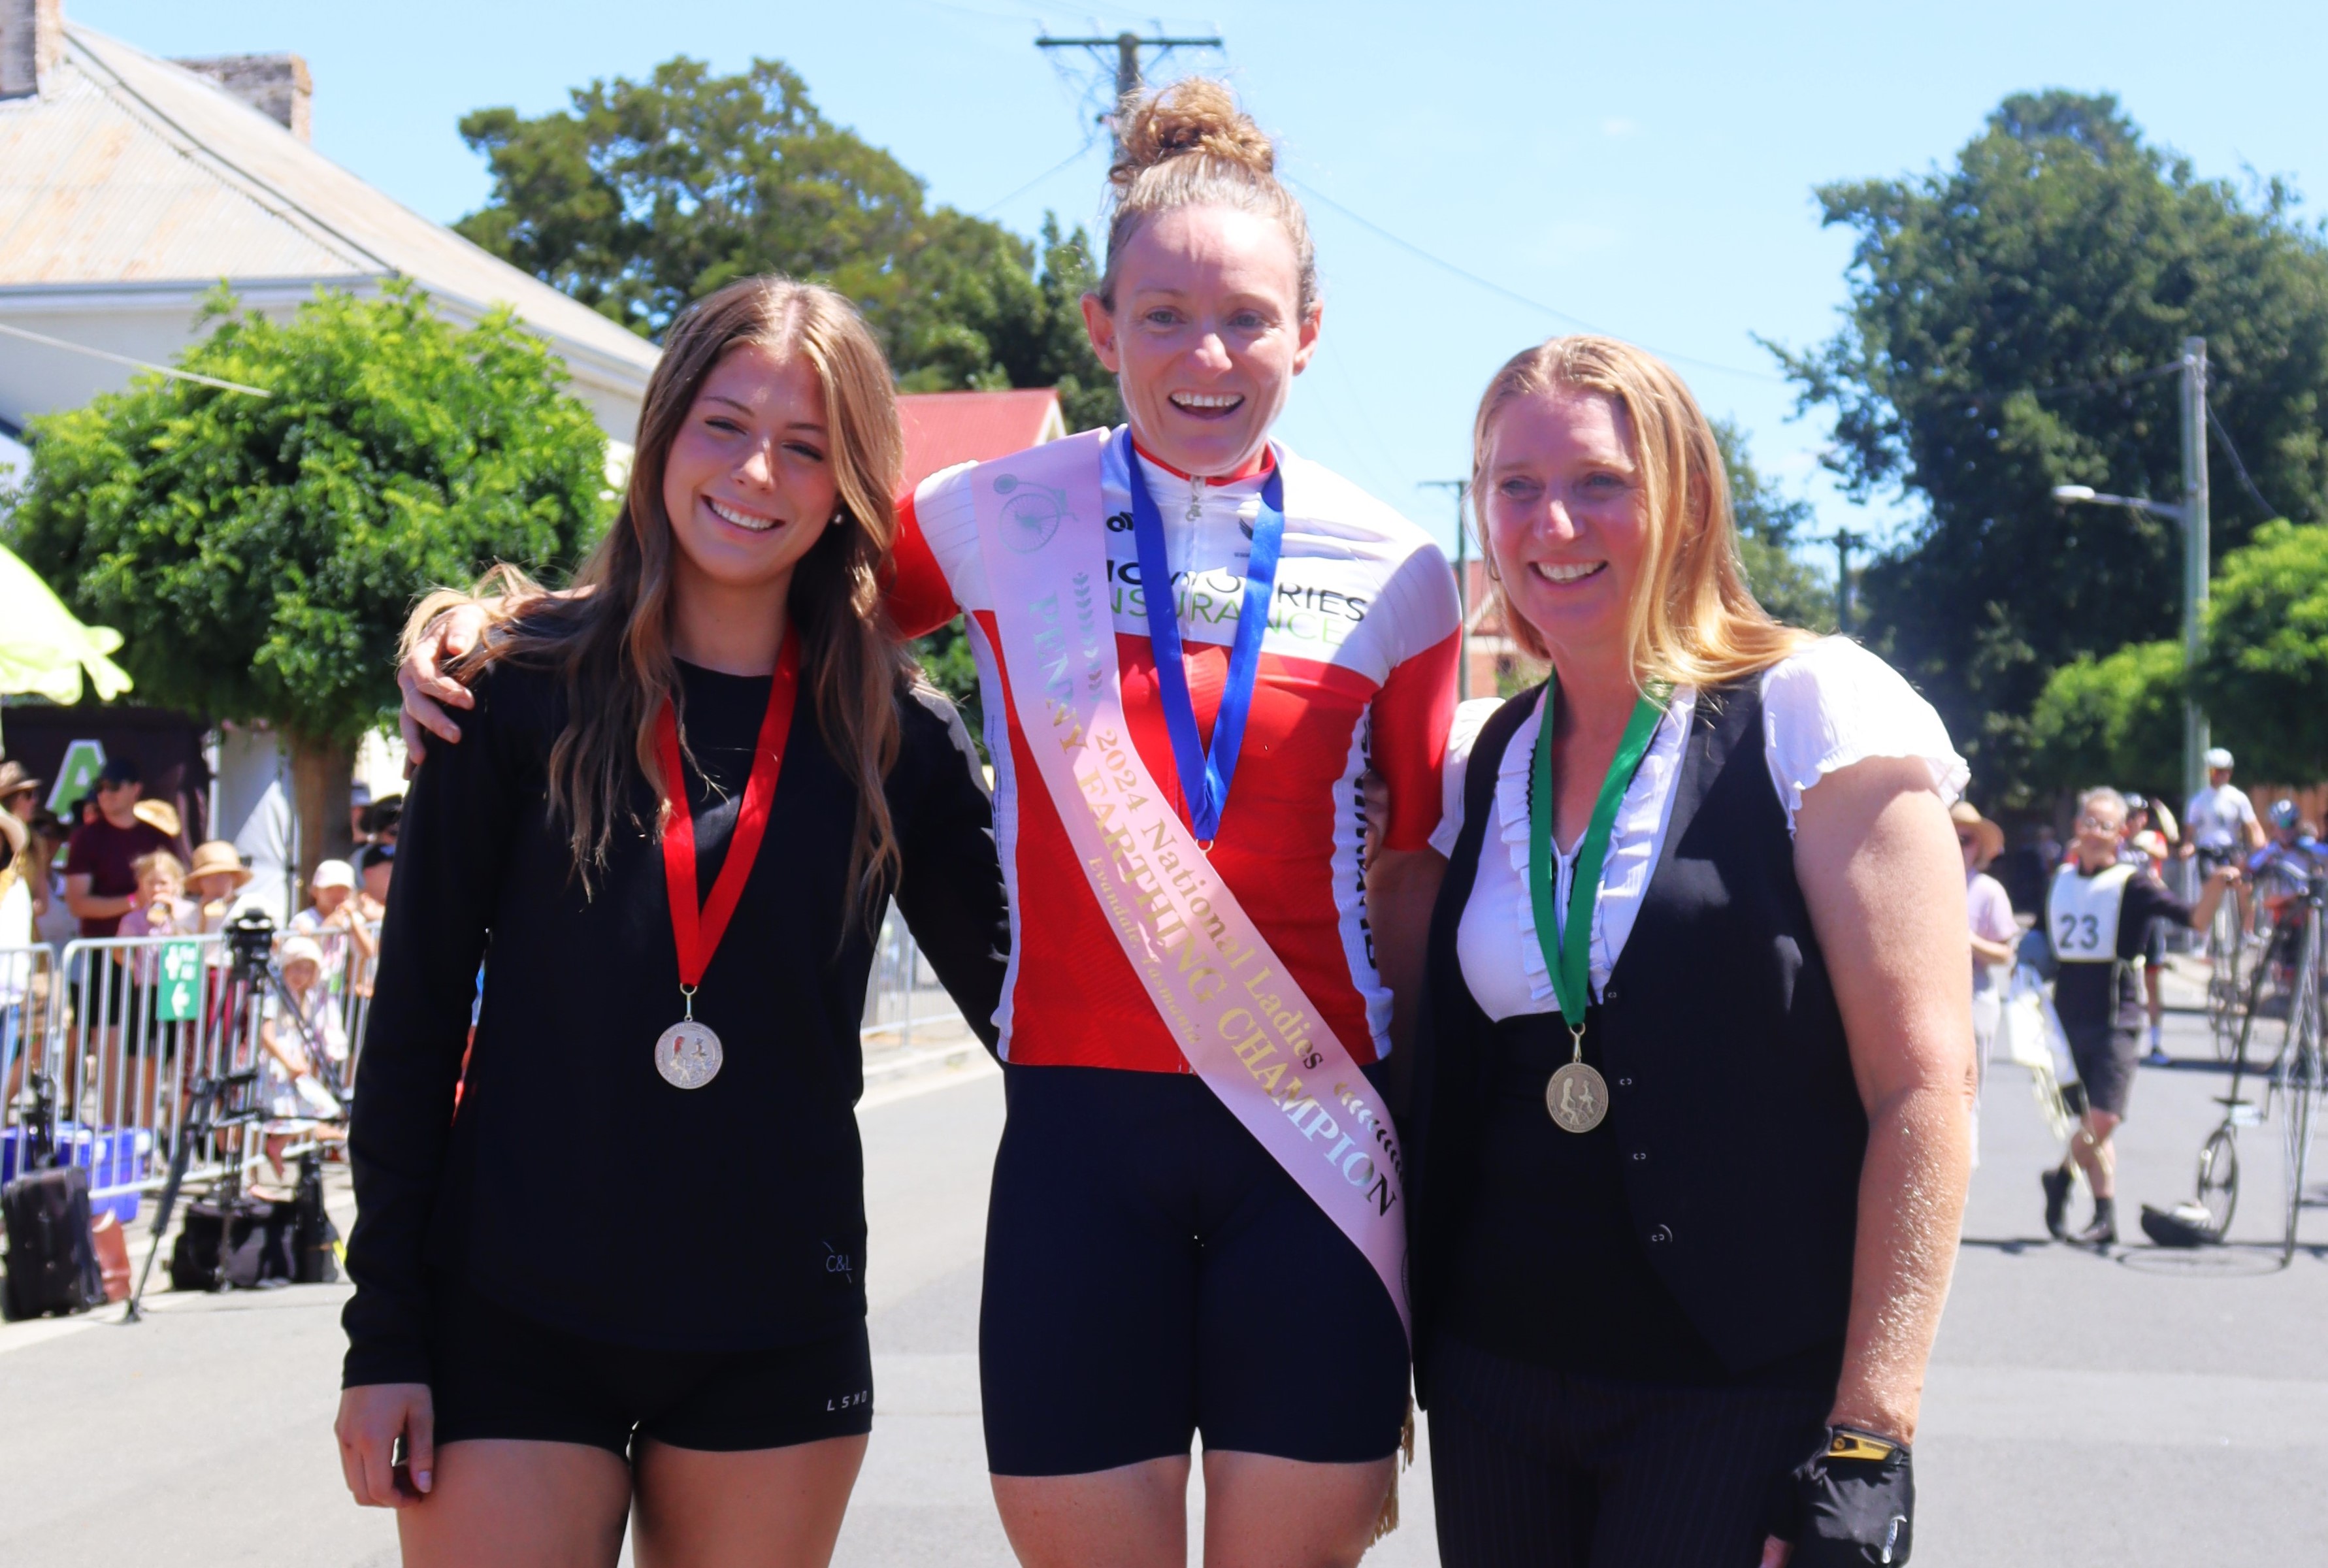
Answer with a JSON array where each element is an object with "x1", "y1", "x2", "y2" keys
[
  {"x1": 1948, "y1": 800, "x2": 2005, "y2": 863},
  {"x1": 0, "y1": 805, "x2": 26, "y2": 867},
  {"x1": 2205, "y1": 746, "x2": 2235, "y2": 770},
  {"x1": 0, "y1": 760, "x2": 40, "y2": 802},
  {"x1": 187, "y1": 841, "x2": 254, "y2": 889},
  {"x1": 310, "y1": 858, "x2": 357, "y2": 892},
  {"x1": 132, "y1": 798, "x2": 182, "y2": 838},
  {"x1": 278, "y1": 934, "x2": 327, "y2": 972}
]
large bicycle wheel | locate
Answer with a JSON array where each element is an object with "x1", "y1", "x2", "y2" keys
[
  {"x1": 2211, "y1": 894, "x2": 2248, "y2": 1060},
  {"x1": 2196, "y1": 1123, "x2": 2240, "y2": 1238},
  {"x1": 2281, "y1": 917, "x2": 2322, "y2": 1264},
  {"x1": 2283, "y1": 1047, "x2": 2318, "y2": 1265}
]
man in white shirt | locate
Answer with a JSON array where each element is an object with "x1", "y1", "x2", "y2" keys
[{"x1": 2183, "y1": 747, "x2": 2265, "y2": 870}]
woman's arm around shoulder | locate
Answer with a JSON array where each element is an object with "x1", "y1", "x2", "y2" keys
[{"x1": 887, "y1": 683, "x2": 1010, "y2": 1054}]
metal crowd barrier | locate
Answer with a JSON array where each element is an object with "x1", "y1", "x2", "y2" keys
[{"x1": 0, "y1": 926, "x2": 379, "y2": 1223}]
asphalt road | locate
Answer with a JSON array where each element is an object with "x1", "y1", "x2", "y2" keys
[{"x1": 3, "y1": 984, "x2": 2322, "y2": 1565}]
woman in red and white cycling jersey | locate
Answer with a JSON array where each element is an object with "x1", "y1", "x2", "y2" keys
[{"x1": 401, "y1": 81, "x2": 1458, "y2": 1567}]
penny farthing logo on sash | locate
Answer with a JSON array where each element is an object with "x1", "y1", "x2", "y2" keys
[{"x1": 992, "y1": 472, "x2": 1070, "y2": 553}]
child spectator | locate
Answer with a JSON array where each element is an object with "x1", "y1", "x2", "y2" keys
[
  {"x1": 116, "y1": 849, "x2": 198, "y2": 966},
  {"x1": 357, "y1": 843, "x2": 393, "y2": 921},
  {"x1": 186, "y1": 840, "x2": 259, "y2": 933},
  {"x1": 291, "y1": 858, "x2": 378, "y2": 990},
  {"x1": 259, "y1": 934, "x2": 348, "y2": 1178}
]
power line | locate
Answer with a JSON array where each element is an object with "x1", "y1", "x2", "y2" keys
[
  {"x1": 1283, "y1": 176, "x2": 1786, "y2": 385},
  {"x1": 2206, "y1": 402, "x2": 2279, "y2": 517},
  {"x1": 975, "y1": 140, "x2": 1101, "y2": 218},
  {"x1": 1036, "y1": 30, "x2": 1224, "y2": 159}
]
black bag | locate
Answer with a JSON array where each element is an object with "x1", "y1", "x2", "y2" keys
[
  {"x1": 292, "y1": 1152, "x2": 341, "y2": 1285},
  {"x1": 169, "y1": 1196, "x2": 298, "y2": 1292},
  {"x1": 2, "y1": 1166, "x2": 107, "y2": 1320}
]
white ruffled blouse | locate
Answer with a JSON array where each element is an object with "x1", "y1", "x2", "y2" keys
[{"x1": 1429, "y1": 637, "x2": 1969, "y2": 1023}]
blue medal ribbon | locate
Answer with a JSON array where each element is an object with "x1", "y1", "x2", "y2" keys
[{"x1": 1126, "y1": 443, "x2": 1287, "y2": 844}]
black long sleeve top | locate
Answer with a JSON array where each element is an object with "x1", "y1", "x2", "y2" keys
[{"x1": 342, "y1": 656, "x2": 1009, "y2": 1388}]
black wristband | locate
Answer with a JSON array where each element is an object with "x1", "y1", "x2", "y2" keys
[{"x1": 1765, "y1": 1426, "x2": 1914, "y2": 1565}]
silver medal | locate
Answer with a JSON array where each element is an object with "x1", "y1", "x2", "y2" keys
[
  {"x1": 655, "y1": 1019, "x2": 724, "y2": 1089},
  {"x1": 1545, "y1": 1060, "x2": 1609, "y2": 1134}
]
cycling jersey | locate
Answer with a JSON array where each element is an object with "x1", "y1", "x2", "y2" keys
[
  {"x1": 891, "y1": 432, "x2": 1461, "y2": 1071},
  {"x1": 2186, "y1": 783, "x2": 2257, "y2": 852}
]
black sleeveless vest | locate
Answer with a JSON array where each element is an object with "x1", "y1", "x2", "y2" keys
[{"x1": 1408, "y1": 678, "x2": 1867, "y2": 1397}]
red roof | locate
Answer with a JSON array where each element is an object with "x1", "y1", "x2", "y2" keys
[{"x1": 897, "y1": 389, "x2": 1067, "y2": 493}]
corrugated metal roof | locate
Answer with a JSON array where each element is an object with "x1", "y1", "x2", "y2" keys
[
  {"x1": 0, "y1": 25, "x2": 656, "y2": 386},
  {"x1": 899, "y1": 389, "x2": 1067, "y2": 493}
]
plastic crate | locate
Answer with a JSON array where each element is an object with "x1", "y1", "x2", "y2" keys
[{"x1": 1, "y1": 1125, "x2": 155, "y2": 1224}]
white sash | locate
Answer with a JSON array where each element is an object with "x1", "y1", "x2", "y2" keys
[{"x1": 973, "y1": 427, "x2": 1409, "y2": 1337}]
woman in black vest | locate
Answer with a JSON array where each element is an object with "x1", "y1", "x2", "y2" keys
[{"x1": 1409, "y1": 337, "x2": 1974, "y2": 1567}]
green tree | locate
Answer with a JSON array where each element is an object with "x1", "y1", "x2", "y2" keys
[
  {"x1": 2025, "y1": 639, "x2": 2184, "y2": 800},
  {"x1": 1714, "y1": 418, "x2": 1835, "y2": 632},
  {"x1": 456, "y1": 57, "x2": 1120, "y2": 425},
  {"x1": 5, "y1": 284, "x2": 609, "y2": 872},
  {"x1": 2193, "y1": 519, "x2": 2328, "y2": 783},
  {"x1": 1775, "y1": 90, "x2": 2328, "y2": 794}
]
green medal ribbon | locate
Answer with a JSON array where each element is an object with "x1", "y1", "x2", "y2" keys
[{"x1": 1527, "y1": 678, "x2": 1667, "y2": 1047}]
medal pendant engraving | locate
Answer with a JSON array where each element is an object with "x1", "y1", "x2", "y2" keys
[
  {"x1": 655, "y1": 1019, "x2": 724, "y2": 1090},
  {"x1": 1545, "y1": 1060, "x2": 1609, "y2": 1134}
]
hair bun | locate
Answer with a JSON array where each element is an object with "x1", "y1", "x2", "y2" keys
[{"x1": 1111, "y1": 78, "x2": 1273, "y2": 189}]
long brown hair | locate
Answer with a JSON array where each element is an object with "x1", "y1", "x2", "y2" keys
[
  {"x1": 1471, "y1": 335, "x2": 1813, "y2": 690},
  {"x1": 452, "y1": 276, "x2": 910, "y2": 913}
]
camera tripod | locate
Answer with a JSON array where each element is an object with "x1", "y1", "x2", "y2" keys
[{"x1": 124, "y1": 911, "x2": 346, "y2": 1322}]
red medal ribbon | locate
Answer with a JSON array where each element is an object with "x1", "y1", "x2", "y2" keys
[{"x1": 653, "y1": 633, "x2": 800, "y2": 996}]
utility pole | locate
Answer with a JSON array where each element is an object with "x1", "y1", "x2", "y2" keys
[
  {"x1": 2179, "y1": 335, "x2": 2212, "y2": 811},
  {"x1": 2050, "y1": 336, "x2": 2214, "y2": 810},
  {"x1": 1809, "y1": 529, "x2": 1865, "y2": 636},
  {"x1": 1036, "y1": 31, "x2": 1224, "y2": 157},
  {"x1": 1422, "y1": 480, "x2": 1472, "y2": 696}
]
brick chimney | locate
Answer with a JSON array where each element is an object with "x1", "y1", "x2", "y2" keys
[
  {"x1": 0, "y1": 0, "x2": 63, "y2": 100},
  {"x1": 172, "y1": 51, "x2": 312, "y2": 140}
]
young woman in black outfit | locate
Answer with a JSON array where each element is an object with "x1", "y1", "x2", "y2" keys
[
  {"x1": 334, "y1": 277, "x2": 1008, "y2": 1567},
  {"x1": 1409, "y1": 337, "x2": 1975, "y2": 1567}
]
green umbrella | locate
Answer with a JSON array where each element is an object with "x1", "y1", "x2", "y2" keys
[{"x1": 0, "y1": 542, "x2": 133, "y2": 704}]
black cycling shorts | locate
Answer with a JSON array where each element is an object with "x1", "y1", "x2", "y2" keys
[
  {"x1": 979, "y1": 1064, "x2": 1410, "y2": 1477},
  {"x1": 425, "y1": 1278, "x2": 872, "y2": 1458}
]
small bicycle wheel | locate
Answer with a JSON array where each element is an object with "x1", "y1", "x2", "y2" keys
[{"x1": 2196, "y1": 1123, "x2": 2240, "y2": 1238}]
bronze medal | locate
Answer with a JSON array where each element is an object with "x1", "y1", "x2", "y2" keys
[{"x1": 1545, "y1": 1059, "x2": 1609, "y2": 1134}]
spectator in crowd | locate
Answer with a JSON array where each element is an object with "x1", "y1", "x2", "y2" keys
[
  {"x1": 62, "y1": 757, "x2": 178, "y2": 938},
  {"x1": 2116, "y1": 808, "x2": 2177, "y2": 1065},
  {"x1": 186, "y1": 841, "x2": 258, "y2": 933},
  {"x1": 359, "y1": 794, "x2": 403, "y2": 850},
  {"x1": 116, "y1": 849, "x2": 197, "y2": 949},
  {"x1": 30, "y1": 815, "x2": 74, "y2": 948},
  {"x1": 259, "y1": 934, "x2": 347, "y2": 1179},
  {"x1": 2043, "y1": 787, "x2": 2240, "y2": 1245},
  {"x1": 1958, "y1": 802, "x2": 2018, "y2": 1163},
  {"x1": 348, "y1": 783, "x2": 374, "y2": 849},
  {"x1": 357, "y1": 843, "x2": 393, "y2": 921},
  {"x1": 108, "y1": 849, "x2": 199, "y2": 1111},
  {"x1": 1, "y1": 807, "x2": 32, "y2": 1107},
  {"x1": 292, "y1": 858, "x2": 378, "y2": 988},
  {"x1": 0, "y1": 762, "x2": 48, "y2": 920}
]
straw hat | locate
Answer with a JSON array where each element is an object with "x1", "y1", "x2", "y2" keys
[
  {"x1": 1950, "y1": 800, "x2": 2005, "y2": 863},
  {"x1": 132, "y1": 798, "x2": 182, "y2": 838},
  {"x1": 187, "y1": 840, "x2": 254, "y2": 889},
  {"x1": 0, "y1": 759, "x2": 39, "y2": 804},
  {"x1": 0, "y1": 804, "x2": 26, "y2": 866}
]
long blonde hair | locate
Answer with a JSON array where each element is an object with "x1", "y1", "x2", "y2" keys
[
  {"x1": 447, "y1": 276, "x2": 910, "y2": 913},
  {"x1": 1098, "y1": 78, "x2": 1317, "y2": 317},
  {"x1": 1472, "y1": 335, "x2": 1812, "y2": 690}
]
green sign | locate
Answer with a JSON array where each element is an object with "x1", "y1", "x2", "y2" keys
[
  {"x1": 45, "y1": 739, "x2": 107, "y2": 817},
  {"x1": 156, "y1": 940, "x2": 204, "y2": 1022}
]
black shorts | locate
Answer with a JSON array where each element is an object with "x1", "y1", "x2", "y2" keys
[
  {"x1": 979, "y1": 1064, "x2": 1410, "y2": 1477},
  {"x1": 2064, "y1": 1022, "x2": 2140, "y2": 1118},
  {"x1": 426, "y1": 1279, "x2": 873, "y2": 1458}
]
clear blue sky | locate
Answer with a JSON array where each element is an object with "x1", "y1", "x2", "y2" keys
[{"x1": 71, "y1": 0, "x2": 2328, "y2": 567}]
